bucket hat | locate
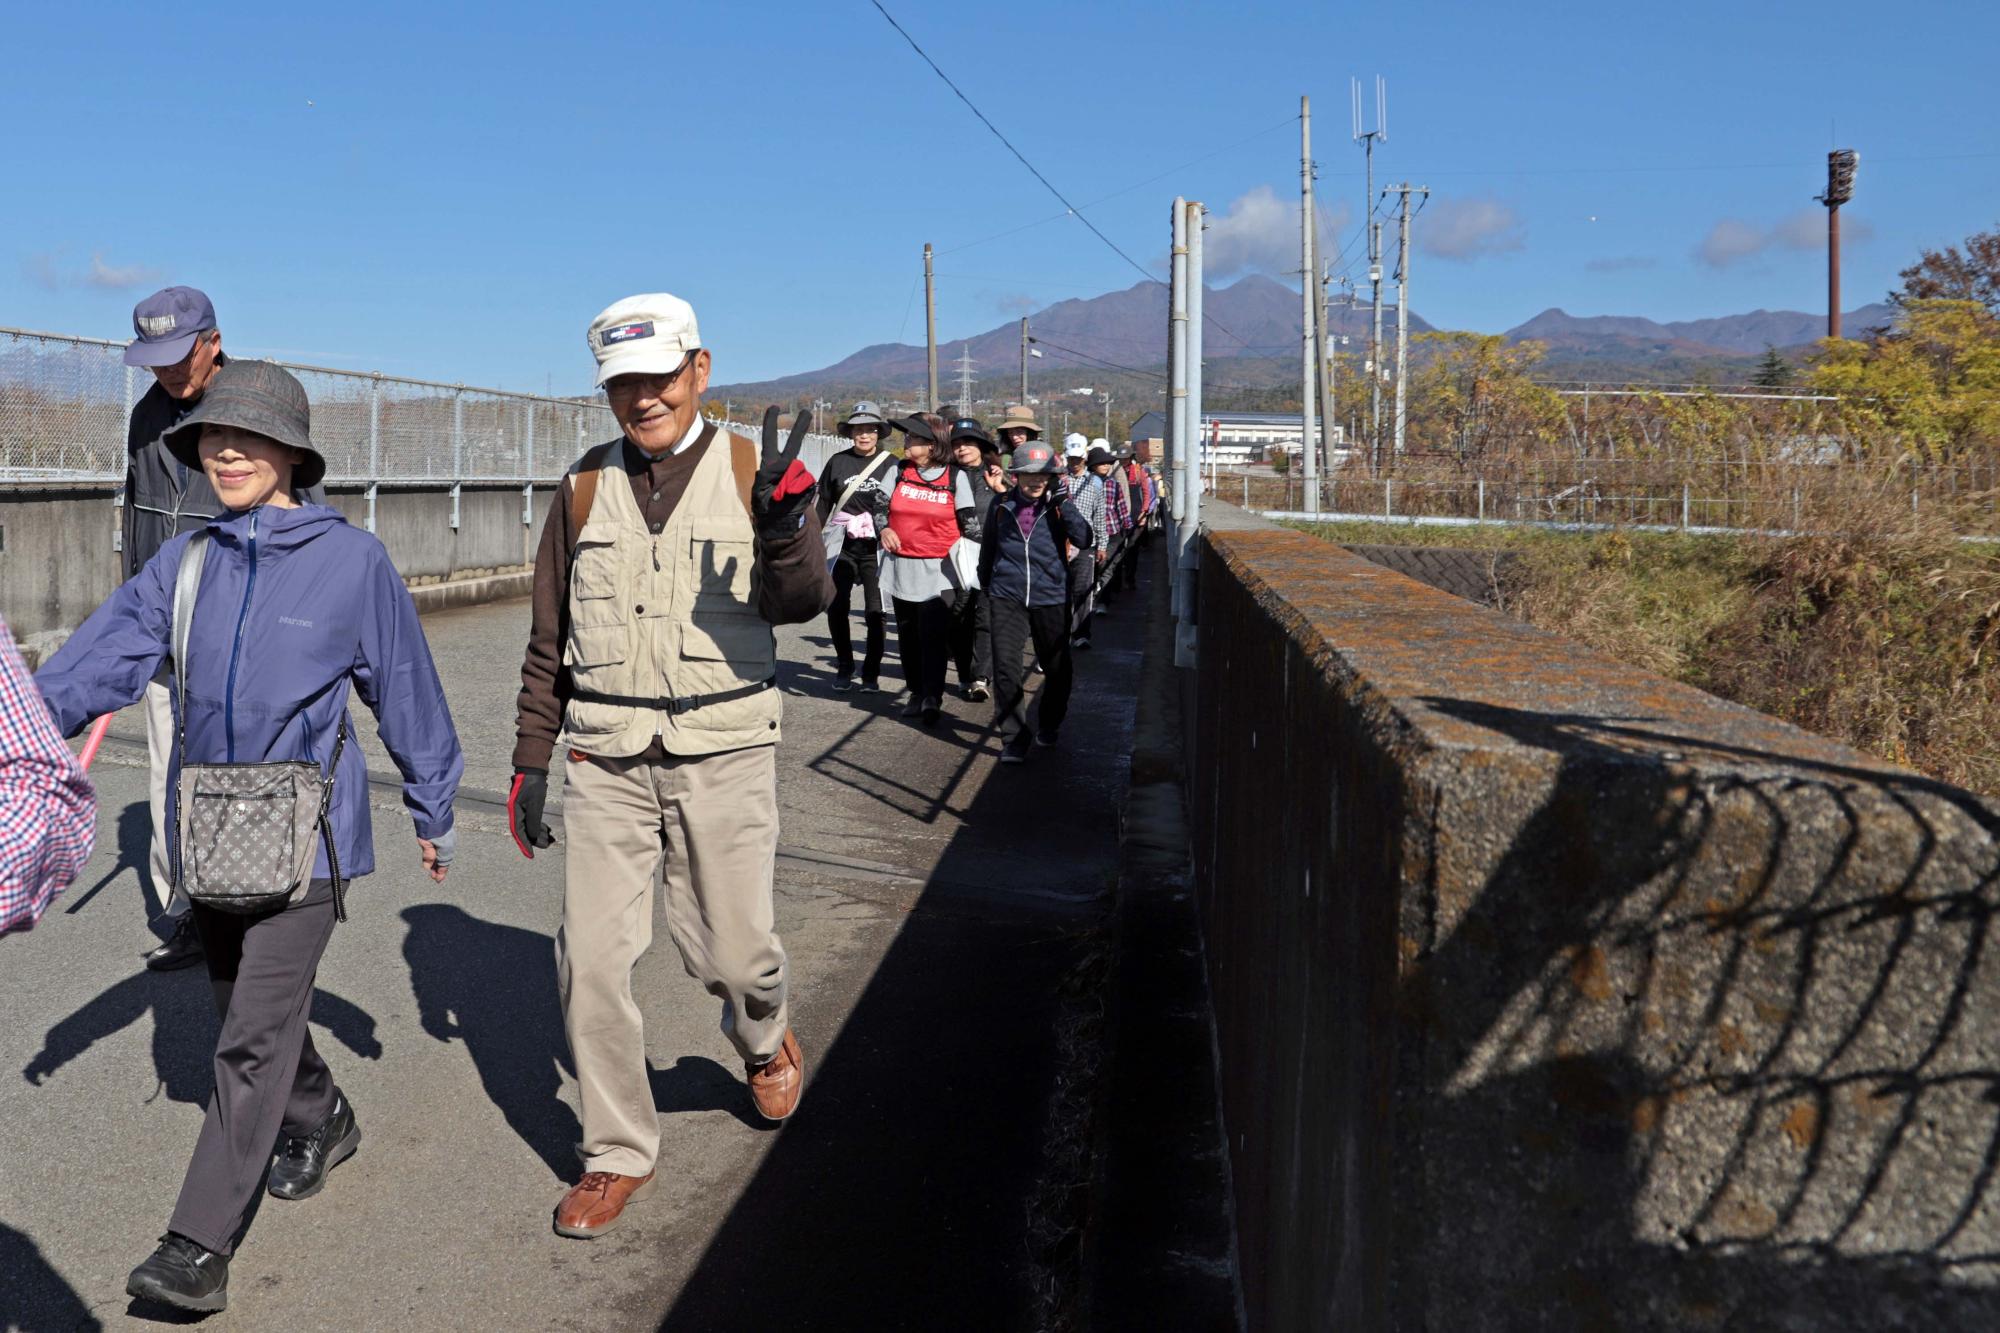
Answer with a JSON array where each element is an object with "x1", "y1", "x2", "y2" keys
[
  {"x1": 995, "y1": 404, "x2": 1041, "y2": 439},
  {"x1": 947, "y1": 417, "x2": 993, "y2": 448},
  {"x1": 1086, "y1": 446, "x2": 1115, "y2": 468},
  {"x1": 839, "y1": 401, "x2": 891, "y2": 437},
  {"x1": 161, "y1": 359, "x2": 326, "y2": 489},
  {"x1": 1008, "y1": 441, "x2": 1061, "y2": 475}
]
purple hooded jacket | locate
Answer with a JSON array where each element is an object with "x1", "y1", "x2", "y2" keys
[{"x1": 35, "y1": 502, "x2": 462, "y2": 883}]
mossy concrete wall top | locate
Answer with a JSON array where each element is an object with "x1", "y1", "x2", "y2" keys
[{"x1": 1187, "y1": 503, "x2": 2000, "y2": 1330}]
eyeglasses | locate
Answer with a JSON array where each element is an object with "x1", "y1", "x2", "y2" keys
[{"x1": 605, "y1": 350, "x2": 698, "y2": 401}]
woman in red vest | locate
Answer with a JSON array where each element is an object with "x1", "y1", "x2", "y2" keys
[{"x1": 878, "y1": 413, "x2": 981, "y2": 726}]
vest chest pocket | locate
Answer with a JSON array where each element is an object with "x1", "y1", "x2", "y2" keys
[
  {"x1": 689, "y1": 517, "x2": 756, "y2": 607},
  {"x1": 566, "y1": 526, "x2": 628, "y2": 670}
]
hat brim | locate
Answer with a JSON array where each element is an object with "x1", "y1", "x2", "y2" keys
[
  {"x1": 594, "y1": 344, "x2": 697, "y2": 388},
  {"x1": 890, "y1": 416, "x2": 939, "y2": 443},
  {"x1": 163, "y1": 409, "x2": 326, "y2": 490},
  {"x1": 122, "y1": 330, "x2": 202, "y2": 368},
  {"x1": 838, "y1": 418, "x2": 888, "y2": 437}
]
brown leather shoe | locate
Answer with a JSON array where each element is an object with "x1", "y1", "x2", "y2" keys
[
  {"x1": 552, "y1": 1170, "x2": 655, "y2": 1239},
  {"x1": 748, "y1": 1029, "x2": 805, "y2": 1122}
]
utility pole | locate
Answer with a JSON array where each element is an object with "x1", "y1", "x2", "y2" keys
[
  {"x1": 1299, "y1": 94, "x2": 1320, "y2": 514},
  {"x1": 1817, "y1": 149, "x2": 1858, "y2": 339},
  {"x1": 1353, "y1": 76, "x2": 1387, "y2": 471},
  {"x1": 1019, "y1": 317, "x2": 1029, "y2": 405},
  {"x1": 1388, "y1": 182, "x2": 1428, "y2": 462},
  {"x1": 924, "y1": 242, "x2": 938, "y2": 411},
  {"x1": 1103, "y1": 393, "x2": 1114, "y2": 440},
  {"x1": 1318, "y1": 259, "x2": 1338, "y2": 459}
]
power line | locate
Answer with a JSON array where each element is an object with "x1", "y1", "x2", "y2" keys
[{"x1": 869, "y1": 0, "x2": 1159, "y2": 286}]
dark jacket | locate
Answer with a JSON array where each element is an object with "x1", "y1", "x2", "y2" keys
[
  {"x1": 38, "y1": 504, "x2": 463, "y2": 883},
  {"x1": 123, "y1": 357, "x2": 328, "y2": 580},
  {"x1": 979, "y1": 489, "x2": 1091, "y2": 608}
]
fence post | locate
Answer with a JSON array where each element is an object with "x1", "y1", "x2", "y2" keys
[
  {"x1": 1242, "y1": 474, "x2": 1248, "y2": 508},
  {"x1": 1478, "y1": 477, "x2": 1486, "y2": 521},
  {"x1": 1682, "y1": 482, "x2": 1690, "y2": 529},
  {"x1": 366, "y1": 375, "x2": 382, "y2": 534},
  {"x1": 1384, "y1": 478, "x2": 1393, "y2": 518},
  {"x1": 451, "y1": 387, "x2": 464, "y2": 481}
]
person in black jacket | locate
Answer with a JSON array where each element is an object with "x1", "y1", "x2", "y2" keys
[
  {"x1": 978, "y1": 441, "x2": 1092, "y2": 764},
  {"x1": 117, "y1": 288, "x2": 327, "y2": 972},
  {"x1": 815, "y1": 402, "x2": 898, "y2": 691},
  {"x1": 945, "y1": 417, "x2": 998, "y2": 703}
]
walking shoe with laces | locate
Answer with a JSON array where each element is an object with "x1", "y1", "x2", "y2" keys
[
  {"x1": 1035, "y1": 730, "x2": 1060, "y2": 748},
  {"x1": 553, "y1": 1171, "x2": 656, "y2": 1238},
  {"x1": 267, "y1": 1090, "x2": 360, "y2": 1201},
  {"x1": 920, "y1": 696, "x2": 942, "y2": 726},
  {"x1": 143, "y1": 913, "x2": 203, "y2": 971},
  {"x1": 1000, "y1": 734, "x2": 1033, "y2": 765},
  {"x1": 126, "y1": 1233, "x2": 229, "y2": 1312},
  {"x1": 965, "y1": 678, "x2": 991, "y2": 702},
  {"x1": 831, "y1": 674, "x2": 856, "y2": 693},
  {"x1": 900, "y1": 694, "x2": 924, "y2": 718},
  {"x1": 859, "y1": 677, "x2": 882, "y2": 693},
  {"x1": 749, "y1": 1029, "x2": 806, "y2": 1122}
]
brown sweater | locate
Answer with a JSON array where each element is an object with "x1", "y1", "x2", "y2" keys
[{"x1": 512, "y1": 431, "x2": 833, "y2": 771}]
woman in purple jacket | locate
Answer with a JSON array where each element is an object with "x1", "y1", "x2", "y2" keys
[{"x1": 35, "y1": 360, "x2": 464, "y2": 1314}]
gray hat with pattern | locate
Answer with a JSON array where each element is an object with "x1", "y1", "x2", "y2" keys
[
  {"x1": 839, "y1": 401, "x2": 891, "y2": 437},
  {"x1": 161, "y1": 359, "x2": 326, "y2": 489}
]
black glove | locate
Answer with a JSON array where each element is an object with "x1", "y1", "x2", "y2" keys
[
  {"x1": 507, "y1": 769, "x2": 555, "y2": 858},
  {"x1": 753, "y1": 405, "x2": 817, "y2": 540}
]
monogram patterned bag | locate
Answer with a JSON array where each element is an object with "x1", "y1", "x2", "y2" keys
[{"x1": 171, "y1": 534, "x2": 345, "y2": 917}]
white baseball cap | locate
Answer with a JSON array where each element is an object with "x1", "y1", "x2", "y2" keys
[
  {"x1": 1063, "y1": 432, "x2": 1089, "y2": 458},
  {"x1": 587, "y1": 293, "x2": 701, "y2": 387}
]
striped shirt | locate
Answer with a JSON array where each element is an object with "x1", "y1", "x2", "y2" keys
[{"x1": 0, "y1": 618, "x2": 95, "y2": 933}]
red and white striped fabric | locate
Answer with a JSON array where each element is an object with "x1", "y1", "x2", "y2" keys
[{"x1": 0, "y1": 616, "x2": 95, "y2": 934}]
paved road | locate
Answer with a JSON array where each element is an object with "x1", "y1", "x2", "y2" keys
[{"x1": 1, "y1": 581, "x2": 1146, "y2": 1331}]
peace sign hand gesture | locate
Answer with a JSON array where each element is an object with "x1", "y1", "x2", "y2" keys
[{"x1": 753, "y1": 406, "x2": 818, "y2": 539}]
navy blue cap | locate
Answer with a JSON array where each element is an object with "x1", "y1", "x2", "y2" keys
[{"x1": 123, "y1": 286, "x2": 216, "y2": 367}]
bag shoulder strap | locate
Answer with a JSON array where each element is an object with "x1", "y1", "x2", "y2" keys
[
  {"x1": 171, "y1": 532, "x2": 210, "y2": 748},
  {"x1": 567, "y1": 442, "x2": 619, "y2": 533}
]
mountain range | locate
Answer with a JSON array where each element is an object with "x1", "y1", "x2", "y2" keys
[{"x1": 710, "y1": 273, "x2": 1894, "y2": 404}]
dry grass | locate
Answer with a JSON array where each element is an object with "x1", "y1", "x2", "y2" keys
[{"x1": 1294, "y1": 490, "x2": 2000, "y2": 794}]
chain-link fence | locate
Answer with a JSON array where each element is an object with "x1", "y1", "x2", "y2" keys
[{"x1": 0, "y1": 326, "x2": 843, "y2": 484}]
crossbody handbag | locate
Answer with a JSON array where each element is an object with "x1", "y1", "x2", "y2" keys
[{"x1": 171, "y1": 532, "x2": 348, "y2": 920}]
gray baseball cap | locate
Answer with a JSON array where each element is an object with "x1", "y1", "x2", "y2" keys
[
  {"x1": 161, "y1": 360, "x2": 327, "y2": 489},
  {"x1": 123, "y1": 286, "x2": 217, "y2": 367}
]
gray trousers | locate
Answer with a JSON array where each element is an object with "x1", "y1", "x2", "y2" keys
[{"x1": 169, "y1": 880, "x2": 338, "y2": 1256}]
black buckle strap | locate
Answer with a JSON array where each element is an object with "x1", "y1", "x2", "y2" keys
[{"x1": 570, "y1": 677, "x2": 776, "y2": 716}]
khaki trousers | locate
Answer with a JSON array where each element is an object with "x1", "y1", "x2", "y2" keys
[
  {"x1": 144, "y1": 679, "x2": 188, "y2": 920},
  {"x1": 558, "y1": 742, "x2": 788, "y2": 1176}
]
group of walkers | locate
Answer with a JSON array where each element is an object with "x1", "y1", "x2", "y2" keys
[
  {"x1": 10, "y1": 286, "x2": 827, "y2": 1313},
  {"x1": 2, "y1": 284, "x2": 1160, "y2": 1315},
  {"x1": 817, "y1": 401, "x2": 1161, "y2": 762}
]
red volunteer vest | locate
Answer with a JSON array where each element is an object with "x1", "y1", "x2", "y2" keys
[{"x1": 888, "y1": 465, "x2": 960, "y2": 559}]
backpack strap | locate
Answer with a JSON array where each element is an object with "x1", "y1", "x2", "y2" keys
[
  {"x1": 567, "y1": 441, "x2": 618, "y2": 533},
  {"x1": 726, "y1": 426, "x2": 755, "y2": 518}
]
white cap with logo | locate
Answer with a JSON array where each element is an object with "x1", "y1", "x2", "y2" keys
[
  {"x1": 587, "y1": 293, "x2": 701, "y2": 387},
  {"x1": 1063, "y1": 432, "x2": 1089, "y2": 458}
]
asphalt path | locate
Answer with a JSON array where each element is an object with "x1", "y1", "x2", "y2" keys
[{"x1": 1, "y1": 582, "x2": 1143, "y2": 1331}]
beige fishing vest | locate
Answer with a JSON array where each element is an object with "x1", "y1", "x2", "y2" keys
[{"x1": 561, "y1": 431, "x2": 781, "y2": 757}]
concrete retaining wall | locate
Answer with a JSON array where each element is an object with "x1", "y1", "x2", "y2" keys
[
  {"x1": 0, "y1": 483, "x2": 556, "y2": 661},
  {"x1": 1186, "y1": 502, "x2": 2000, "y2": 1330}
]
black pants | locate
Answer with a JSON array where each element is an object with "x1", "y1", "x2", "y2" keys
[
  {"x1": 991, "y1": 598, "x2": 1073, "y2": 743},
  {"x1": 892, "y1": 595, "x2": 952, "y2": 704},
  {"x1": 1119, "y1": 528, "x2": 1141, "y2": 588},
  {"x1": 948, "y1": 587, "x2": 991, "y2": 686},
  {"x1": 170, "y1": 879, "x2": 338, "y2": 1256},
  {"x1": 1067, "y1": 553, "x2": 1097, "y2": 640},
  {"x1": 828, "y1": 540, "x2": 886, "y2": 682}
]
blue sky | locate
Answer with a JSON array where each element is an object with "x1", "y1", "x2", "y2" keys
[{"x1": 4, "y1": 1, "x2": 1996, "y2": 393}]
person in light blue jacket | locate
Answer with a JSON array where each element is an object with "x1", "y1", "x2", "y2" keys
[{"x1": 34, "y1": 360, "x2": 463, "y2": 1314}]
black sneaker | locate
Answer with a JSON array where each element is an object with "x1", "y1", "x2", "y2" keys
[
  {"x1": 267, "y1": 1091, "x2": 361, "y2": 1201},
  {"x1": 1035, "y1": 730, "x2": 1059, "y2": 748},
  {"x1": 1000, "y1": 736, "x2": 1032, "y2": 765},
  {"x1": 126, "y1": 1234, "x2": 228, "y2": 1313},
  {"x1": 142, "y1": 914, "x2": 203, "y2": 972},
  {"x1": 1071, "y1": 636, "x2": 1092, "y2": 651},
  {"x1": 831, "y1": 674, "x2": 856, "y2": 693},
  {"x1": 859, "y1": 677, "x2": 882, "y2": 693},
  {"x1": 920, "y1": 697, "x2": 942, "y2": 727},
  {"x1": 900, "y1": 695, "x2": 925, "y2": 718}
]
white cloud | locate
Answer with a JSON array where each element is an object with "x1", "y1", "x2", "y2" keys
[
  {"x1": 1584, "y1": 255, "x2": 1658, "y2": 273},
  {"x1": 1420, "y1": 197, "x2": 1525, "y2": 261},
  {"x1": 85, "y1": 251, "x2": 162, "y2": 290},
  {"x1": 1697, "y1": 210, "x2": 1874, "y2": 268}
]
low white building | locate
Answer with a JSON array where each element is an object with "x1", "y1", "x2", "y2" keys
[{"x1": 1202, "y1": 412, "x2": 1346, "y2": 467}]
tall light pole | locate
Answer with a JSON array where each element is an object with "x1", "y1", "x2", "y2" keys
[
  {"x1": 1818, "y1": 149, "x2": 1858, "y2": 340},
  {"x1": 923, "y1": 242, "x2": 938, "y2": 411},
  {"x1": 1299, "y1": 94, "x2": 1320, "y2": 514}
]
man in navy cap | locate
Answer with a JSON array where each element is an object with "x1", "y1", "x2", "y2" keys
[{"x1": 118, "y1": 287, "x2": 325, "y2": 970}]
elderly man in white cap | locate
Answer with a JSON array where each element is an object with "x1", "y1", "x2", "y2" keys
[{"x1": 508, "y1": 293, "x2": 832, "y2": 1239}]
